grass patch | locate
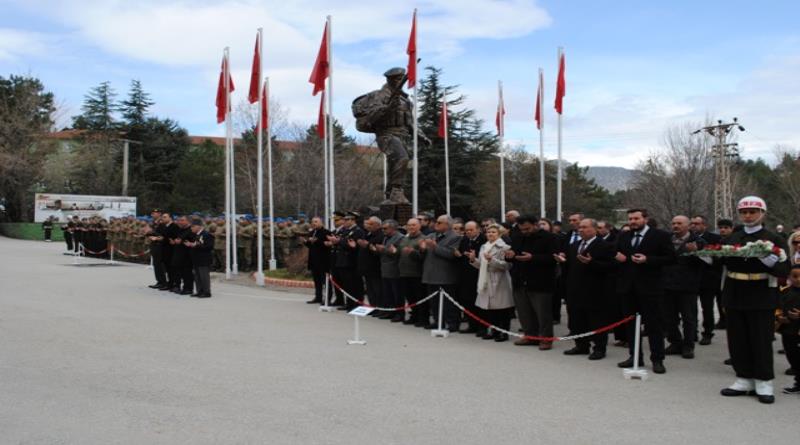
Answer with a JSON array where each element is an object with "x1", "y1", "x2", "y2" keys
[
  {"x1": 0, "y1": 223, "x2": 65, "y2": 241},
  {"x1": 265, "y1": 268, "x2": 312, "y2": 281}
]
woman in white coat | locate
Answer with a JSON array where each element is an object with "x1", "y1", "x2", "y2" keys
[{"x1": 469, "y1": 224, "x2": 515, "y2": 342}]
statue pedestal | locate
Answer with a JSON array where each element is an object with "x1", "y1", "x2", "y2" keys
[{"x1": 379, "y1": 203, "x2": 413, "y2": 223}]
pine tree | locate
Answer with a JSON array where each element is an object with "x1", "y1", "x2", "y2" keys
[
  {"x1": 416, "y1": 67, "x2": 499, "y2": 217},
  {"x1": 72, "y1": 81, "x2": 118, "y2": 131},
  {"x1": 120, "y1": 79, "x2": 154, "y2": 127}
]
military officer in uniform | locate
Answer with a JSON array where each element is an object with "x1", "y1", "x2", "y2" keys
[{"x1": 719, "y1": 196, "x2": 789, "y2": 404}]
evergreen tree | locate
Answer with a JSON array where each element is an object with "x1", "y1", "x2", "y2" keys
[
  {"x1": 120, "y1": 79, "x2": 154, "y2": 127},
  {"x1": 416, "y1": 67, "x2": 499, "y2": 217},
  {"x1": 72, "y1": 81, "x2": 118, "y2": 131}
]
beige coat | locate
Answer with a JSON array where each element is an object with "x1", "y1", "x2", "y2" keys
[{"x1": 470, "y1": 240, "x2": 514, "y2": 310}]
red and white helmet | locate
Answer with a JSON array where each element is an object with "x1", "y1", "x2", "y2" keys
[{"x1": 736, "y1": 196, "x2": 767, "y2": 212}]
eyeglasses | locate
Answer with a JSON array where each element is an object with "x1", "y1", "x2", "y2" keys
[{"x1": 792, "y1": 241, "x2": 800, "y2": 245}]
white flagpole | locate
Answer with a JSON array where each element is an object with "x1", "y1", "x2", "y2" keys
[
  {"x1": 266, "y1": 77, "x2": 277, "y2": 271},
  {"x1": 327, "y1": 15, "x2": 336, "y2": 219},
  {"x1": 323, "y1": 92, "x2": 330, "y2": 229},
  {"x1": 443, "y1": 95, "x2": 451, "y2": 215},
  {"x1": 412, "y1": 8, "x2": 419, "y2": 216},
  {"x1": 231, "y1": 108, "x2": 239, "y2": 275},
  {"x1": 255, "y1": 28, "x2": 264, "y2": 286},
  {"x1": 224, "y1": 47, "x2": 232, "y2": 280},
  {"x1": 498, "y1": 80, "x2": 506, "y2": 223},
  {"x1": 556, "y1": 46, "x2": 563, "y2": 221},
  {"x1": 538, "y1": 68, "x2": 546, "y2": 218},
  {"x1": 383, "y1": 154, "x2": 388, "y2": 192}
]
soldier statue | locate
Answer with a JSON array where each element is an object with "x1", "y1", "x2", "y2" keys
[{"x1": 352, "y1": 67, "x2": 430, "y2": 204}]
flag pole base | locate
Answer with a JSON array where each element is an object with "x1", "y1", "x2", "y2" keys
[
  {"x1": 319, "y1": 305, "x2": 336, "y2": 313},
  {"x1": 254, "y1": 271, "x2": 265, "y2": 286},
  {"x1": 268, "y1": 259, "x2": 277, "y2": 271}
]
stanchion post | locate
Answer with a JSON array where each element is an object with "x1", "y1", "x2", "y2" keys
[
  {"x1": 147, "y1": 254, "x2": 154, "y2": 270},
  {"x1": 431, "y1": 287, "x2": 449, "y2": 338},
  {"x1": 319, "y1": 273, "x2": 335, "y2": 313},
  {"x1": 623, "y1": 313, "x2": 648, "y2": 380},
  {"x1": 109, "y1": 244, "x2": 115, "y2": 264},
  {"x1": 347, "y1": 314, "x2": 366, "y2": 345}
]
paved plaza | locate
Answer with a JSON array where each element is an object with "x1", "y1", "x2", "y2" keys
[{"x1": 0, "y1": 236, "x2": 796, "y2": 444}]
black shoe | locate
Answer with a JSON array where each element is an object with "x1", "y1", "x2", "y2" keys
[
  {"x1": 414, "y1": 321, "x2": 428, "y2": 328},
  {"x1": 379, "y1": 313, "x2": 395, "y2": 320},
  {"x1": 681, "y1": 346, "x2": 695, "y2": 359},
  {"x1": 475, "y1": 329, "x2": 487, "y2": 337},
  {"x1": 482, "y1": 331, "x2": 495, "y2": 340},
  {"x1": 390, "y1": 315, "x2": 405, "y2": 323},
  {"x1": 721, "y1": 388, "x2": 755, "y2": 397},
  {"x1": 426, "y1": 323, "x2": 438, "y2": 330},
  {"x1": 757, "y1": 394, "x2": 775, "y2": 404},
  {"x1": 786, "y1": 368, "x2": 796, "y2": 376},
  {"x1": 563, "y1": 347, "x2": 590, "y2": 356},
  {"x1": 778, "y1": 349, "x2": 785, "y2": 355},
  {"x1": 588, "y1": 350, "x2": 606, "y2": 360},
  {"x1": 337, "y1": 306, "x2": 349, "y2": 311},
  {"x1": 494, "y1": 333, "x2": 509, "y2": 342},
  {"x1": 170, "y1": 287, "x2": 181, "y2": 293},
  {"x1": 196, "y1": 293, "x2": 211, "y2": 298},
  {"x1": 191, "y1": 293, "x2": 201, "y2": 297},
  {"x1": 158, "y1": 286, "x2": 172, "y2": 291},
  {"x1": 306, "y1": 299, "x2": 322, "y2": 304},
  {"x1": 724, "y1": 358, "x2": 732, "y2": 366},
  {"x1": 617, "y1": 357, "x2": 644, "y2": 368},
  {"x1": 782, "y1": 385, "x2": 800, "y2": 394},
  {"x1": 402, "y1": 319, "x2": 416, "y2": 325},
  {"x1": 699, "y1": 335, "x2": 713, "y2": 346},
  {"x1": 664, "y1": 343, "x2": 682, "y2": 355},
  {"x1": 179, "y1": 290, "x2": 193, "y2": 295},
  {"x1": 652, "y1": 361, "x2": 666, "y2": 374},
  {"x1": 446, "y1": 325, "x2": 460, "y2": 333},
  {"x1": 148, "y1": 284, "x2": 163, "y2": 289}
]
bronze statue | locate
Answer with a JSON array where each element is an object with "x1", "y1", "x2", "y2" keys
[{"x1": 352, "y1": 67, "x2": 429, "y2": 204}]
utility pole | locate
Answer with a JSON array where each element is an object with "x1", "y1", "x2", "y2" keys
[
  {"x1": 115, "y1": 138, "x2": 142, "y2": 196},
  {"x1": 694, "y1": 118, "x2": 744, "y2": 225}
]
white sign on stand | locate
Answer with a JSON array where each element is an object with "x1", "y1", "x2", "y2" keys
[{"x1": 347, "y1": 306, "x2": 375, "y2": 345}]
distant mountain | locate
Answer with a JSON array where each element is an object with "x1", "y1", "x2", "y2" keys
[{"x1": 585, "y1": 166, "x2": 635, "y2": 192}]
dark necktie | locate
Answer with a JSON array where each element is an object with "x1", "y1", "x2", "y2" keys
[
  {"x1": 632, "y1": 232, "x2": 642, "y2": 249},
  {"x1": 578, "y1": 241, "x2": 588, "y2": 255}
]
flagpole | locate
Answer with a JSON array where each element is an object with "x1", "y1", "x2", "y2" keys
[
  {"x1": 556, "y1": 46, "x2": 563, "y2": 221},
  {"x1": 224, "y1": 47, "x2": 232, "y2": 280},
  {"x1": 327, "y1": 15, "x2": 336, "y2": 219},
  {"x1": 538, "y1": 68, "x2": 546, "y2": 218},
  {"x1": 266, "y1": 77, "x2": 277, "y2": 271},
  {"x1": 498, "y1": 80, "x2": 506, "y2": 223},
  {"x1": 231, "y1": 105, "x2": 238, "y2": 275},
  {"x1": 443, "y1": 95, "x2": 451, "y2": 215},
  {"x1": 383, "y1": 154, "x2": 388, "y2": 192},
  {"x1": 411, "y1": 8, "x2": 419, "y2": 216},
  {"x1": 255, "y1": 28, "x2": 265, "y2": 286},
  {"x1": 323, "y1": 93, "x2": 330, "y2": 229}
]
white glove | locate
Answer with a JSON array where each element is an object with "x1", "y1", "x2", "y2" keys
[{"x1": 759, "y1": 254, "x2": 778, "y2": 268}]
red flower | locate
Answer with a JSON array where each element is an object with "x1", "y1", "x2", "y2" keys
[{"x1": 772, "y1": 246, "x2": 782, "y2": 255}]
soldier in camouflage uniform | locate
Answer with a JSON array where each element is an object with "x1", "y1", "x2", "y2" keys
[{"x1": 237, "y1": 218, "x2": 256, "y2": 271}]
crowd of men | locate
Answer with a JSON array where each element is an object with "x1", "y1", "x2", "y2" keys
[{"x1": 300, "y1": 198, "x2": 799, "y2": 404}]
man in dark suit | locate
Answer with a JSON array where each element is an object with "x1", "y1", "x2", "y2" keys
[
  {"x1": 301, "y1": 216, "x2": 330, "y2": 305},
  {"x1": 160, "y1": 213, "x2": 179, "y2": 292},
  {"x1": 328, "y1": 211, "x2": 365, "y2": 310},
  {"x1": 169, "y1": 216, "x2": 195, "y2": 295},
  {"x1": 555, "y1": 212, "x2": 584, "y2": 325},
  {"x1": 615, "y1": 208, "x2": 676, "y2": 374},
  {"x1": 454, "y1": 221, "x2": 486, "y2": 334},
  {"x1": 598, "y1": 219, "x2": 624, "y2": 344},
  {"x1": 420, "y1": 215, "x2": 462, "y2": 332},
  {"x1": 662, "y1": 215, "x2": 707, "y2": 359},
  {"x1": 690, "y1": 215, "x2": 723, "y2": 345},
  {"x1": 187, "y1": 219, "x2": 214, "y2": 298},
  {"x1": 597, "y1": 220, "x2": 618, "y2": 244},
  {"x1": 147, "y1": 209, "x2": 169, "y2": 290},
  {"x1": 357, "y1": 216, "x2": 384, "y2": 316},
  {"x1": 556, "y1": 218, "x2": 615, "y2": 359}
]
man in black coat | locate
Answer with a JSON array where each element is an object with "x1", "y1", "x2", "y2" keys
[
  {"x1": 556, "y1": 218, "x2": 616, "y2": 359},
  {"x1": 187, "y1": 219, "x2": 214, "y2": 298},
  {"x1": 615, "y1": 208, "x2": 676, "y2": 374},
  {"x1": 454, "y1": 221, "x2": 486, "y2": 334},
  {"x1": 169, "y1": 216, "x2": 195, "y2": 295},
  {"x1": 691, "y1": 215, "x2": 723, "y2": 345},
  {"x1": 160, "y1": 214, "x2": 179, "y2": 291},
  {"x1": 301, "y1": 217, "x2": 331, "y2": 305},
  {"x1": 147, "y1": 209, "x2": 169, "y2": 290},
  {"x1": 328, "y1": 212, "x2": 365, "y2": 310},
  {"x1": 356, "y1": 216, "x2": 384, "y2": 315},
  {"x1": 662, "y1": 215, "x2": 707, "y2": 359}
]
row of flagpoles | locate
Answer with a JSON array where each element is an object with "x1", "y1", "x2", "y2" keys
[{"x1": 214, "y1": 11, "x2": 567, "y2": 282}]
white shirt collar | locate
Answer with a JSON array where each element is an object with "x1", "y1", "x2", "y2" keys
[
  {"x1": 744, "y1": 224, "x2": 763, "y2": 234},
  {"x1": 635, "y1": 225, "x2": 650, "y2": 237}
]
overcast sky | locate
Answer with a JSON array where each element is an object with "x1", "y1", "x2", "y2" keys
[{"x1": 2, "y1": 0, "x2": 798, "y2": 168}]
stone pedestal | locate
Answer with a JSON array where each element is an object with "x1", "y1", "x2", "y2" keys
[{"x1": 379, "y1": 203, "x2": 413, "y2": 223}]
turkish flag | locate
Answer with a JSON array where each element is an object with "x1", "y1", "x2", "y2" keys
[
  {"x1": 555, "y1": 52, "x2": 566, "y2": 114},
  {"x1": 309, "y1": 22, "x2": 329, "y2": 96},
  {"x1": 248, "y1": 33, "x2": 260, "y2": 104},
  {"x1": 261, "y1": 82, "x2": 268, "y2": 131},
  {"x1": 437, "y1": 98, "x2": 447, "y2": 139},
  {"x1": 406, "y1": 10, "x2": 417, "y2": 88},
  {"x1": 535, "y1": 72, "x2": 543, "y2": 130},
  {"x1": 215, "y1": 56, "x2": 235, "y2": 124},
  {"x1": 316, "y1": 91, "x2": 326, "y2": 139}
]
